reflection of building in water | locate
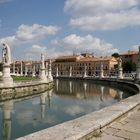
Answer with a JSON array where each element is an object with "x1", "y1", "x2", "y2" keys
[
  {"x1": 2, "y1": 100, "x2": 13, "y2": 140},
  {"x1": 55, "y1": 80, "x2": 120, "y2": 100}
]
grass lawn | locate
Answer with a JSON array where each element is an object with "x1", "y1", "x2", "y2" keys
[{"x1": 12, "y1": 76, "x2": 38, "y2": 81}]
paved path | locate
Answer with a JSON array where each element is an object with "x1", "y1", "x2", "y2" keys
[{"x1": 91, "y1": 105, "x2": 140, "y2": 140}]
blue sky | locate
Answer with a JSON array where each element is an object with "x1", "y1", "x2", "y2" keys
[{"x1": 0, "y1": 0, "x2": 140, "y2": 60}]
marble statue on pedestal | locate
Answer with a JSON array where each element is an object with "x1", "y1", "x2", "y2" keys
[
  {"x1": 48, "y1": 59, "x2": 53, "y2": 82},
  {"x1": 40, "y1": 54, "x2": 47, "y2": 82},
  {"x1": 117, "y1": 57, "x2": 123, "y2": 79},
  {"x1": 1, "y1": 43, "x2": 13, "y2": 86}
]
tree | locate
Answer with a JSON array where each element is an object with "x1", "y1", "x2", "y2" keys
[
  {"x1": 0, "y1": 63, "x2": 3, "y2": 71},
  {"x1": 123, "y1": 62, "x2": 136, "y2": 72},
  {"x1": 112, "y1": 53, "x2": 120, "y2": 58}
]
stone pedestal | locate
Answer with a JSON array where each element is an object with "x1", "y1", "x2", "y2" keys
[
  {"x1": 69, "y1": 66, "x2": 72, "y2": 77},
  {"x1": 83, "y1": 65, "x2": 87, "y2": 78},
  {"x1": 117, "y1": 58, "x2": 123, "y2": 79},
  {"x1": 2, "y1": 64, "x2": 13, "y2": 87},
  {"x1": 48, "y1": 60, "x2": 53, "y2": 82},
  {"x1": 25, "y1": 66, "x2": 28, "y2": 76},
  {"x1": 20, "y1": 61, "x2": 23, "y2": 76},
  {"x1": 118, "y1": 68, "x2": 123, "y2": 79},
  {"x1": 135, "y1": 64, "x2": 140, "y2": 81},
  {"x1": 100, "y1": 63, "x2": 104, "y2": 78},
  {"x1": 32, "y1": 65, "x2": 36, "y2": 77},
  {"x1": 40, "y1": 68, "x2": 47, "y2": 82},
  {"x1": 135, "y1": 46, "x2": 140, "y2": 81}
]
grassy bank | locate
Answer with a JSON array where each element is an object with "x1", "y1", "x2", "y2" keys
[{"x1": 12, "y1": 76, "x2": 38, "y2": 81}]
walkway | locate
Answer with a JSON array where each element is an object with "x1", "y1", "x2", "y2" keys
[{"x1": 91, "y1": 105, "x2": 140, "y2": 140}]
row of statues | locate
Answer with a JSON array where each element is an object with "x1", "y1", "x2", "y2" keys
[{"x1": 1, "y1": 42, "x2": 140, "y2": 81}]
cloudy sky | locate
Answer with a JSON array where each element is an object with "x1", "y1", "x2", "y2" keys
[{"x1": 0, "y1": 0, "x2": 140, "y2": 60}]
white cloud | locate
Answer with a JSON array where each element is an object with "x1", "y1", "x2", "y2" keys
[
  {"x1": 64, "y1": 0, "x2": 140, "y2": 31},
  {"x1": 0, "y1": 24, "x2": 60, "y2": 46},
  {"x1": 52, "y1": 34, "x2": 118, "y2": 55},
  {"x1": 24, "y1": 44, "x2": 72, "y2": 60},
  {"x1": 16, "y1": 24, "x2": 59, "y2": 41},
  {"x1": 63, "y1": 105, "x2": 85, "y2": 116},
  {"x1": 131, "y1": 44, "x2": 139, "y2": 51}
]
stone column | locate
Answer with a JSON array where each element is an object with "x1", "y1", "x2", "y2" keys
[
  {"x1": 40, "y1": 54, "x2": 47, "y2": 82},
  {"x1": 83, "y1": 64, "x2": 87, "y2": 78},
  {"x1": 1, "y1": 43, "x2": 13, "y2": 87},
  {"x1": 69, "y1": 66, "x2": 72, "y2": 77},
  {"x1": 100, "y1": 63, "x2": 104, "y2": 78},
  {"x1": 48, "y1": 59, "x2": 53, "y2": 82},
  {"x1": 117, "y1": 57, "x2": 123, "y2": 79},
  {"x1": 135, "y1": 46, "x2": 140, "y2": 81}
]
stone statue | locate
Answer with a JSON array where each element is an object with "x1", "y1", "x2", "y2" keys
[
  {"x1": 2, "y1": 43, "x2": 11, "y2": 65},
  {"x1": 118, "y1": 57, "x2": 122, "y2": 68},
  {"x1": 138, "y1": 46, "x2": 140, "y2": 61}
]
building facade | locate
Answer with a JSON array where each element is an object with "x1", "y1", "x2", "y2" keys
[
  {"x1": 52, "y1": 54, "x2": 118, "y2": 77},
  {"x1": 120, "y1": 50, "x2": 138, "y2": 64}
]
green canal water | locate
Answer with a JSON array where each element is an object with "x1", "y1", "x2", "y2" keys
[{"x1": 0, "y1": 79, "x2": 133, "y2": 140}]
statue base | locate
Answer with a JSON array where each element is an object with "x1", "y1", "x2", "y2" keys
[
  {"x1": 135, "y1": 66, "x2": 140, "y2": 82},
  {"x1": 2, "y1": 64, "x2": 13, "y2": 87},
  {"x1": 117, "y1": 68, "x2": 123, "y2": 79},
  {"x1": 40, "y1": 68, "x2": 48, "y2": 82}
]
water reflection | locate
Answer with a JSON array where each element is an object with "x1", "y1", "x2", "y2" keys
[
  {"x1": 0, "y1": 79, "x2": 133, "y2": 140},
  {"x1": 2, "y1": 100, "x2": 13, "y2": 140}
]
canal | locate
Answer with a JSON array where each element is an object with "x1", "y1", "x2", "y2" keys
[{"x1": 0, "y1": 79, "x2": 134, "y2": 140}]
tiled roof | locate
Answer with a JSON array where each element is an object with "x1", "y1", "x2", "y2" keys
[{"x1": 120, "y1": 51, "x2": 138, "y2": 56}]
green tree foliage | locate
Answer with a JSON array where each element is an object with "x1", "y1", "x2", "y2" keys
[
  {"x1": 0, "y1": 63, "x2": 3, "y2": 71},
  {"x1": 112, "y1": 53, "x2": 120, "y2": 58},
  {"x1": 122, "y1": 62, "x2": 136, "y2": 72}
]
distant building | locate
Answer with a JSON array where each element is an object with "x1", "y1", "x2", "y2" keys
[
  {"x1": 120, "y1": 50, "x2": 138, "y2": 64},
  {"x1": 52, "y1": 54, "x2": 118, "y2": 77},
  {"x1": 10, "y1": 53, "x2": 118, "y2": 77}
]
